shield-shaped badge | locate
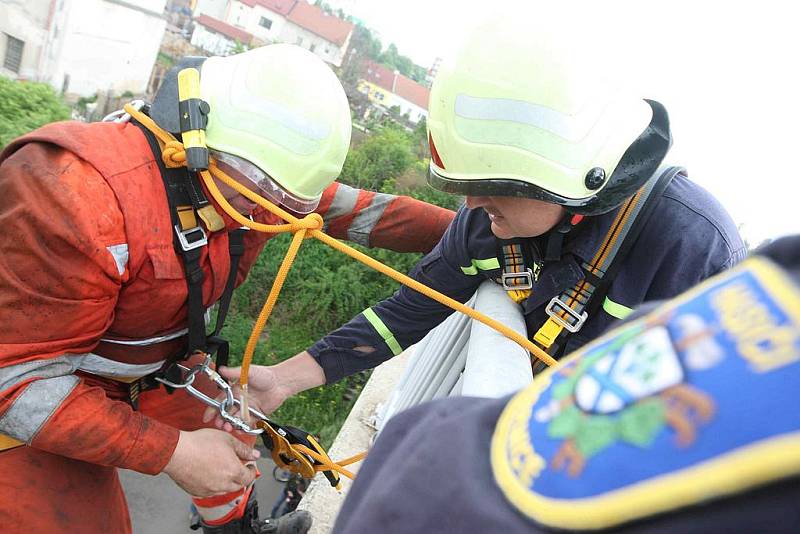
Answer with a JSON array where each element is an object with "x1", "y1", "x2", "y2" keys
[{"x1": 575, "y1": 326, "x2": 684, "y2": 414}]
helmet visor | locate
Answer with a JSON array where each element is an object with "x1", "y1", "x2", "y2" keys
[{"x1": 211, "y1": 150, "x2": 321, "y2": 214}]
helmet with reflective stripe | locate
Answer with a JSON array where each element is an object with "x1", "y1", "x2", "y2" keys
[
  {"x1": 200, "y1": 44, "x2": 351, "y2": 212},
  {"x1": 427, "y1": 21, "x2": 671, "y2": 216}
]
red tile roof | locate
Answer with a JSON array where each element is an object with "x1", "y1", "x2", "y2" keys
[
  {"x1": 287, "y1": 1, "x2": 353, "y2": 47},
  {"x1": 238, "y1": 0, "x2": 297, "y2": 16},
  {"x1": 195, "y1": 14, "x2": 254, "y2": 44},
  {"x1": 394, "y1": 74, "x2": 429, "y2": 109},
  {"x1": 362, "y1": 60, "x2": 429, "y2": 109}
]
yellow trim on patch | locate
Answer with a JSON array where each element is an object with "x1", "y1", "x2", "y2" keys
[{"x1": 491, "y1": 257, "x2": 800, "y2": 530}]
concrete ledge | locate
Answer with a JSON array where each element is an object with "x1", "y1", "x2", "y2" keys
[{"x1": 297, "y1": 351, "x2": 410, "y2": 533}]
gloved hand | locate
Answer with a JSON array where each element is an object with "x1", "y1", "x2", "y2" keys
[{"x1": 163, "y1": 428, "x2": 260, "y2": 497}]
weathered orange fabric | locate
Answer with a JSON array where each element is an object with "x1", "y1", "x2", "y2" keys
[{"x1": 0, "y1": 121, "x2": 454, "y2": 531}]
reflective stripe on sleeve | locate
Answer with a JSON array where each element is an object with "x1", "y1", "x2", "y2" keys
[
  {"x1": 322, "y1": 183, "x2": 360, "y2": 226},
  {"x1": 0, "y1": 375, "x2": 80, "y2": 442},
  {"x1": 460, "y1": 257, "x2": 500, "y2": 275},
  {"x1": 362, "y1": 308, "x2": 403, "y2": 356},
  {"x1": 602, "y1": 297, "x2": 633, "y2": 320},
  {"x1": 347, "y1": 192, "x2": 394, "y2": 246}
]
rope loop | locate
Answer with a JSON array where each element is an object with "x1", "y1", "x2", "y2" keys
[
  {"x1": 162, "y1": 140, "x2": 187, "y2": 168},
  {"x1": 299, "y1": 212, "x2": 324, "y2": 232}
]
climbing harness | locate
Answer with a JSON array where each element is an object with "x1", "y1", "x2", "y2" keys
[{"x1": 497, "y1": 167, "x2": 682, "y2": 358}]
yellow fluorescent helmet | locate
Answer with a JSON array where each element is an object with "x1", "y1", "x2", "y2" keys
[
  {"x1": 427, "y1": 19, "x2": 671, "y2": 216},
  {"x1": 199, "y1": 44, "x2": 351, "y2": 212}
]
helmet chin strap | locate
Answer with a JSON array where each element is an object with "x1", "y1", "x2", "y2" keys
[{"x1": 544, "y1": 213, "x2": 584, "y2": 262}]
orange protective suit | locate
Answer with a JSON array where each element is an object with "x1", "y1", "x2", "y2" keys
[{"x1": 0, "y1": 121, "x2": 454, "y2": 532}]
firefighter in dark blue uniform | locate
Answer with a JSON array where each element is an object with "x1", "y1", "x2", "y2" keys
[
  {"x1": 212, "y1": 21, "x2": 744, "y2": 437},
  {"x1": 333, "y1": 235, "x2": 800, "y2": 533},
  {"x1": 297, "y1": 24, "x2": 745, "y2": 385}
]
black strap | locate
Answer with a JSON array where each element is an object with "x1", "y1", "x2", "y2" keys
[
  {"x1": 496, "y1": 238, "x2": 540, "y2": 289},
  {"x1": 544, "y1": 214, "x2": 576, "y2": 262},
  {"x1": 130, "y1": 120, "x2": 249, "y2": 398},
  {"x1": 134, "y1": 120, "x2": 209, "y2": 357},
  {"x1": 207, "y1": 228, "x2": 246, "y2": 369}
]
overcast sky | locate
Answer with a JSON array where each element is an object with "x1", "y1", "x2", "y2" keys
[{"x1": 327, "y1": 0, "x2": 799, "y2": 246}]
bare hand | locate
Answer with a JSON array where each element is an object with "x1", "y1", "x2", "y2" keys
[
  {"x1": 202, "y1": 365, "x2": 289, "y2": 432},
  {"x1": 163, "y1": 428, "x2": 260, "y2": 497},
  {"x1": 202, "y1": 352, "x2": 326, "y2": 431}
]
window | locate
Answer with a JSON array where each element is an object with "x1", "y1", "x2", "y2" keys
[
  {"x1": 4, "y1": 34, "x2": 24, "y2": 73},
  {"x1": 309, "y1": 43, "x2": 316, "y2": 53},
  {"x1": 296, "y1": 36, "x2": 303, "y2": 46},
  {"x1": 259, "y1": 16, "x2": 272, "y2": 30}
]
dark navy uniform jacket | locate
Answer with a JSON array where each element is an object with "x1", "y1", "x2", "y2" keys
[
  {"x1": 309, "y1": 173, "x2": 746, "y2": 383},
  {"x1": 333, "y1": 236, "x2": 800, "y2": 534}
]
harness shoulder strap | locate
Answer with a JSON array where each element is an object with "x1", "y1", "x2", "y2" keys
[
  {"x1": 532, "y1": 165, "x2": 683, "y2": 355},
  {"x1": 496, "y1": 239, "x2": 541, "y2": 303},
  {"x1": 133, "y1": 120, "x2": 243, "y2": 370}
]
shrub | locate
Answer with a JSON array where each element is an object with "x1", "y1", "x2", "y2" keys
[{"x1": 0, "y1": 77, "x2": 71, "y2": 149}]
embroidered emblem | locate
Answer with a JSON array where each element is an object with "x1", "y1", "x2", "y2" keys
[
  {"x1": 491, "y1": 257, "x2": 800, "y2": 531},
  {"x1": 535, "y1": 321, "x2": 717, "y2": 477}
]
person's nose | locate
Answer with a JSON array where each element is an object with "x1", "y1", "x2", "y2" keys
[{"x1": 465, "y1": 196, "x2": 490, "y2": 209}]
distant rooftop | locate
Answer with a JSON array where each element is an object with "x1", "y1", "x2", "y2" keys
[
  {"x1": 195, "y1": 14, "x2": 254, "y2": 43},
  {"x1": 238, "y1": 0, "x2": 297, "y2": 16},
  {"x1": 287, "y1": 1, "x2": 353, "y2": 46},
  {"x1": 363, "y1": 60, "x2": 430, "y2": 109}
]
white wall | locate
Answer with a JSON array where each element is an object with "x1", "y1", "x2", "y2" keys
[
  {"x1": 45, "y1": 0, "x2": 167, "y2": 97},
  {"x1": 193, "y1": 0, "x2": 228, "y2": 20},
  {"x1": 240, "y1": 4, "x2": 287, "y2": 43},
  {"x1": 190, "y1": 23, "x2": 235, "y2": 56},
  {"x1": 392, "y1": 95, "x2": 426, "y2": 124},
  {"x1": 0, "y1": 0, "x2": 52, "y2": 81},
  {"x1": 279, "y1": 23, "x2": 345, "y2": 67}
]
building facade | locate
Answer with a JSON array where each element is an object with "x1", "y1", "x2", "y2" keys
[
  {"x1": 191, "y1": 13, "x2": 254, "y2": 55},
  {"x1": 0, "y1": 0, "x2": 167, "y2": 98},
  {"x1": 191, "y1": 0, "x2": 352, "y2": 67},
  {"x1": 357, "y1": 60, "x2": 429, "y2": 125}
]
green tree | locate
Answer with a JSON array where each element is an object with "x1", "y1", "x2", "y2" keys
[
  {"x1": 0, "y1": 77, "x2": 71, "y2": 149},
  {"x1": 339, "y1": 124, "x2": 416, "y2": 190}
]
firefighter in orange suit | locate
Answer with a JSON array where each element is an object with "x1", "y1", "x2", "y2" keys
[{"x1": 0, "y1": 44, "x2": 453, "y2": 534}]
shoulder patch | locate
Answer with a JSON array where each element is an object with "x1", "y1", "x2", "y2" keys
[{"x1": 491, "y1": 257, "x2": 800, "y2": 530}]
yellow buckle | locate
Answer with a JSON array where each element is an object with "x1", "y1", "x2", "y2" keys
[{"x1": 533, "y1": 317, "x2": 563, "y2": 350}]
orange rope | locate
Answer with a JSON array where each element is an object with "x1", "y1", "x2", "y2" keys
[
  {"x1": 124, "y1": 104, "x2": 558, "y2": 481},
  {"x1": 197, "y1": 165, "x2": 556, "y2": 368},
  {"x1": 126, "y1": 105, "x2": 556, "y2": 369}
]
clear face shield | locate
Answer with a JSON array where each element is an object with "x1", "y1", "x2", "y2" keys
[{"x1": 210, "y1": 150, "x2": 321, "y2": 214}]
